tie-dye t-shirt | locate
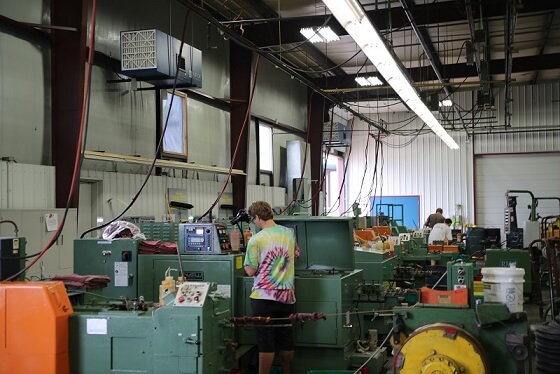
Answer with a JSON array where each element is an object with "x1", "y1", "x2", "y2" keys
[{"x1": 243, "y1": 224, "x2": 300, "y2": 304}]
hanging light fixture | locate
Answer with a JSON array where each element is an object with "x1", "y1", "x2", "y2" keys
[
  {"x1": 355, "y1": 76, "x2": 383, "y2": 87},
  {"x1": 300, "y1": 26, "x2": 340, "y2": 43},
  {"x1": 322, "y1": 0, "x2": 459, "y2": 149}
]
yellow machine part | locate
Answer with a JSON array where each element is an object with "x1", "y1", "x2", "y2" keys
[{"x1": 395, "y1": 323, "x2": 490, "y2": 374}]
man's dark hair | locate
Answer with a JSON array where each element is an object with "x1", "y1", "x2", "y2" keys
[
  {"x1": 444, "y1": 218, "x2": 453, "y2": 225},
  {"x1": 436, "y1": 208, "x2": 443, "y2": 214},
  {"x1": 248, "y1": 201, "x2": 274, "y2": 221}
]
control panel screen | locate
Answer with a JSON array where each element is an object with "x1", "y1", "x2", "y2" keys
[
  {"x1": 178, "y1": 223, "x2": 231, "y2": 254},
  {"x1": 188, "y1": 237, "x2": 205, "y2": 245}
]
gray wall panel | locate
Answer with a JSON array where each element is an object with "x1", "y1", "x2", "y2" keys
[{"x1": 0, "y1": 161, "x2": 55, "y2": 209}]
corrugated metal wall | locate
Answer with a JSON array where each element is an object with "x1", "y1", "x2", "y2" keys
[
  {"x1": 246, "y1": 185, "x2": 286, "y2": 209},
  {"x1": 345, "y1": 82, "x2": 560, "y2": 226},
  {"x1": 0, "y1": 162, "x2": 55, "y2": 209},
  {"x1": 347, "y1": 120, "x2": 474, "y2": 226},
  {"x1": 459, "y1": 83, "x2": 560, "y2": 153}
]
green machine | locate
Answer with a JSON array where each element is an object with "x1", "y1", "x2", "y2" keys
[
  {"x1": 392, "y1": 303, "x2": 530, "y2": 373},
  {"x1": 137, "y1": 253, "x2": 245, "y2": 310},
  {"x1": 354, "y1": 248, "x2": 396, "y2": 284},
  {"x1": 485, "y1": 248, "x2": 532, "y2": 296},
  {"x1": 73, "y1": 239, "x2": 245, "y2": 306},
  {"x1": 236, "y1": 216, "x2": 387, "y2": 374},
  {"x1": 73, "y1": 239, "x2": 141, "y2": 300},
  {"x1": 0, "y1": 237, "x2": 26, "y2": 281},
  {"x1": 69, "y1": 282, "x2": 234, "y2": 374}
]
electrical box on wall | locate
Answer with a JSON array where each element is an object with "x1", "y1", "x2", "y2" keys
[{"x1": 120, "y1": 29, "x2": 202, "y2": 87}]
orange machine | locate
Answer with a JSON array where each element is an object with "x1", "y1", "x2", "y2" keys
[{"x1": 0, "y1": 281, "x2": 73, "y2": 374}]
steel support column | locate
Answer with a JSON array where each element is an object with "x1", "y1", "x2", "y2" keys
[
  {"x1": 308, "y1": 90, "x2": 325, "y2": 216},
  {"x1": 230, "y1": 42, "x2": 251, "y2": 213},
  {"x1": 51, "y1": 0, "x2": 87, "y2": 208}
]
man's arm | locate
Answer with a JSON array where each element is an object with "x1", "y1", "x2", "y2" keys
[
  {"x1": 445, "y1": 227, "x2": 453, "y2": 240},
  {"x1": 244, "y1": 265, "x2": 257, "y2": 277}
]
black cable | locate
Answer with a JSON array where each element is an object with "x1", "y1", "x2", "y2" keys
[
  {"x1": 0, "y1": 252, "x2": 41, "y2": 260},
  {"x1": 80, "y1": 10, "x2": 193, "y2": 237},
  {"x1": 326, "y1": 116, "x2": 355, "y2": 215}
]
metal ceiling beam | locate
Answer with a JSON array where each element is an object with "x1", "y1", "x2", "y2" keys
[
  {"x1": 199, "y1": 0, "x2": 347, "y2": 77},
  {"x1": 177, "y1": 0, "x2": 387, "y2": 133},
  {"x1": 399, "y1": 0, "x2": 469, "y2": 136},
  {"x1": 241, "y1": 1, "x2": 560, "y2": 47},
  {"x1": 0, "y1": 14, "x2": 51, "y2": 43},
  {"x1": 532, "y1": 11, "x2": 556, "y2": 84},
  {"x1": 311, "y1": 52, "x2": 560, "y2": 91}
]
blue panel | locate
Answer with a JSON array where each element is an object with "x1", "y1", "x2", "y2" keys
[{"x1": 370, "y1": 196, "x2": 420, "y2": 229}]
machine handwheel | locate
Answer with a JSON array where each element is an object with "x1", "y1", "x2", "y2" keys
[{"x1": 394, "y1": 323, "x2": 490, "y2": 373}]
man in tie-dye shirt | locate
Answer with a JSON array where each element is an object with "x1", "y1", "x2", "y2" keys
[{"x1": 244, "y1": 201, "x2": 300, "y2": 374}]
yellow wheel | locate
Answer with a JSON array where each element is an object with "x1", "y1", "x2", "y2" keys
[{"x1": 394, "y1": 323, "x2": 489, "y2": 374}]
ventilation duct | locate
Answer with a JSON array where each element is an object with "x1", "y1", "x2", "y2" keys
[{"x1": 120, "y1": 29, "x2": 202, "y2": 87}]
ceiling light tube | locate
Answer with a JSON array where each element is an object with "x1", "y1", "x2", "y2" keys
[
  {"x1": 367, "y1": 76, "x2": 382, "y2": 86},
  {"x1": 323, "y1": 0, "x2": 459, "y2": 149},
  {"x1": 322, "y1": 0, "x2": 365, "y2": 27},
  {"x1": 300, "y1": 27, "x2": 324, "y2": 43},
  {"x1": 355, "y1": 76, "x2": 382, "y2": 87},
  {"x1": 318, "y1": 27, "x2": 340, "y2": 42}
]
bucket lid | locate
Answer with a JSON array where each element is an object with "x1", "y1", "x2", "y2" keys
[{"x1": 481, "y1": 267, "x2": 525, "y2": 275}]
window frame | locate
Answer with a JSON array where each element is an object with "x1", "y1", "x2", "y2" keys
[{"x1": 160, "y1": 89, "x2": 188, "y2": 160}]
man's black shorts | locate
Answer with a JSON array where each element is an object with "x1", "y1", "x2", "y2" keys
[{"x1": 251, "y1": 298, "x2": 295, "y2": 353}]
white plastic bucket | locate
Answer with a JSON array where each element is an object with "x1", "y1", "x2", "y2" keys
[{"x1": 481, "y1": 264, "x2": 525, "y2": 313}]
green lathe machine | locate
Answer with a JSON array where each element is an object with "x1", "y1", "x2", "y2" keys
[
  {"x1": 69, "y1": 281, "x2": 234, "y2": 374},
  {"x1": 71, "y1": 218, "x2": 387, "y2": 373},
  {"x1": 70, "y1": 215, "x2": 531, "y2": 373}
]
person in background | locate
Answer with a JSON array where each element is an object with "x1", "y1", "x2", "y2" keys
[
  {"x1": 428, "y1": 218, "x2": 453, "y2": 244},
  {"x1": 424, "y1": 208, "x2": 445, "y2": 228},
  {"x1": 243, "y1": 201, "x2": 300, "y2": 374}
]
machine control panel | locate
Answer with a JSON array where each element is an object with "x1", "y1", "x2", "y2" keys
[
  {"x1": 447, "y1": 262, "x2": 474, "y2": 303},
  {"x1": 178, "y1": 223, "x2": 230, "y2": 254},
  {"x1": 174, "y1": 282, "x2": 210, "y2": 307}
]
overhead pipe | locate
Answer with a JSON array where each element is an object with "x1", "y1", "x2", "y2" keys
[
  {"x1": 176, "y1": 0, "x2": 388, "y2": 134},
  {"x1": 399, "y1": 0, "x2": 470, "y2": 139},
  {"x1": 504, "y1": 0, "x2": 518, "y2": 128}
]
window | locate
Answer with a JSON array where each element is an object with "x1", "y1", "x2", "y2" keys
[
  {"x1": 259, "y1": 124, "x2": 273, "y2": 172},
  {"x1": 161, "y1": 90, "x2": 188, "y2": 158},
  {"x1": 324, "y1": 154, "x2": 345, "y2": 216}
]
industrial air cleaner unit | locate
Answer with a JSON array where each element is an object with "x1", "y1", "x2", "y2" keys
[
  {"x1": 120, "y1": 29, "x2": 202, "y2": 87},
  {"x1": 322, "y1": 122, "x2": 350, "y2": 147}
]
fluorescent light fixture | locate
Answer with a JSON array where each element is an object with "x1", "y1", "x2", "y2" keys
[
  {"x1": 318, "y1": 27, "x2": 340, "y2": 42},
  {"x1": 300, "y1": 26, "x2": 339, "y2": 43},
  {"x1": 439, "y1": 99, "x2": 453, "y2": 107},
  {"x1": 355, "y1": 76, "x2": 383, "y2": 86},
  {"x1": 322, "y1": 0, "x2": 459, "y2": 149},
  {"x1": 300, "y1": 27, "x2": 324, "y2": 43}
]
